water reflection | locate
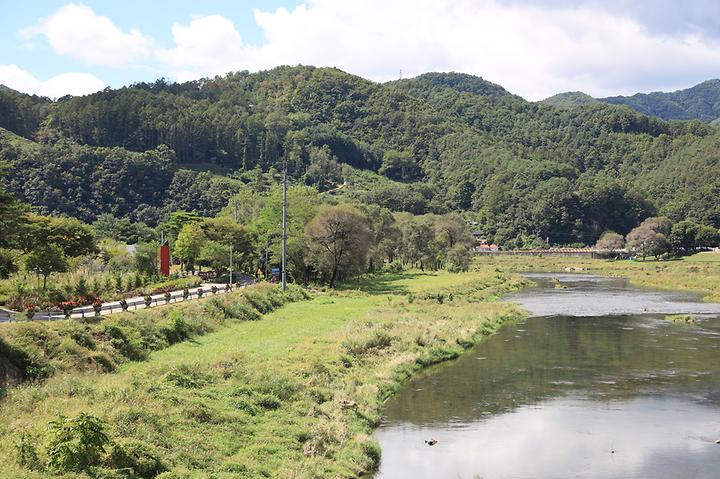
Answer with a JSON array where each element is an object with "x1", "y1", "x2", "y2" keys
[
  {"x1": 375, "y1": 274, "x2": 720, "y2": 479},
  {"x1": 509, "y1": 273, "x2": 720, "y2": 318}
]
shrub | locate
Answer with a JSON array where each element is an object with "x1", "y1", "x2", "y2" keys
[
  {"x1": 45, "y1": 413, "x2": 109, "y2": 472},
  {"x1": 15, "y1": 432, "x2": 42, "y2": 470},
  {"x1": 107, "y1": 438, "x2": 166, "y2": 478},
  {"x1": 165, "y1": 365, "x2": 208, "y2": 388},
  {"x1": 255, "y1": 393, "x2": 282, "y2": 410},
  {"x1": 446, "y1": 244, "x2": 471, "y2": 273},
  {"x1": 254, "y1": 372, "x2": 302, "y2": 401},
  {"x1": 343, "y1": 330, "x2": 393, "y2": 357},
  {"x1": 162, "y1": 312, "x2": 190, "y2": 344},
  {"x1": 384, "y1": 261, "x2": 403, "y2": 273},
  {"x1": 101, "y1": 323, "x2": 144, "y2": 361},
  {"x1": 234, "y1": 397, "x2": 261, "y2": 416}
]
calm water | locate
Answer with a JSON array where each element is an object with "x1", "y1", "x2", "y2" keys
[{"x1": 375, "y1": 274, "x2": 720, "y2": 479}]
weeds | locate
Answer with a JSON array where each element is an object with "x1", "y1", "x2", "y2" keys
[
  {"x1": 0, "y1": 270, "x2": 527, "y2": 478},
  {"x1": 0, "y1": 284, "x2": 305, "y2": 386}
]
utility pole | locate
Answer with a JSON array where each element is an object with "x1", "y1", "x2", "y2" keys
[
  {"x1": 229, "y1": 244, "x2": 233, "y2": 287},
  {"x1": 281, "y1": 156, "x2": 287, "y2": 290}
]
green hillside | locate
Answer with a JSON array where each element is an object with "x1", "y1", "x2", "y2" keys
[
  {"x1": 601, "y1": 79, "x2": 720, "y2": 122},
  {"x1": 395, "y1": 71, "x2": 514, "y2": 97},
  {"x1": 541, "y1": 91, "x2": 600, "y2": 108},
  {"x1": 1, "y1": 65, "x2": 719, "y2": 245}
]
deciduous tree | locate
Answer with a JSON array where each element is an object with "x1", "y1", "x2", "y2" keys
[
  {"x1": 174, "y1": 223, "x2": 206, "y2": 272},
  {"x1": 595, "y1": 231, "x2": 625, "y2": 252},
  {"x1": 304, "y1": 205, "x2": 371, "y2": 287},
  {"x1": 25, "y1": 244, "x2": 68, "y2": 289}
]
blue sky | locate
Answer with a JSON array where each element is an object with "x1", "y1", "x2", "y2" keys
[{"x1": 2, "y1": 0, "x2": 720, "y2": 100}]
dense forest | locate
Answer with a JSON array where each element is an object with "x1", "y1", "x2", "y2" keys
[
  {"x1": 1, "y1": 66, "x2": 720, "y2": 246},
  {"x1": 544, "y1": 79, "x2": 720, "y2": 122}
]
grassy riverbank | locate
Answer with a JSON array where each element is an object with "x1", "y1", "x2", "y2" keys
[
  {"x1": 477, "y1": 252, "x2": 720, "y2": 301},
  {"x1": 0, "y1": 268, "x2": 527, "y2": 478},
  {"x1": 0, "y1": 284, "x2": 308, "y2": 387}
]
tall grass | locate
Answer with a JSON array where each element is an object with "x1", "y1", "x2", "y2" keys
[
  {"x1": 0, "y1": 284, "x2": 308, "y2": 385},
  {"x1": 0, "y1": 270, "x2": 526, "y2": 478}
]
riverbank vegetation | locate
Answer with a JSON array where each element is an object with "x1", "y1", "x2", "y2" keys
[
  {"x1": 0, "y1": 284, "x2": 306, "y2": 386},
  {"x1": 0, "y1": 269, "x2": 526, "y2": 478},
  {"x1": 479, "y1": 251, "x2": 720, "y2": 301}
]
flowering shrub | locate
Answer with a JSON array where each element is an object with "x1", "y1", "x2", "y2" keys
[
  {"x1": 92, "y1": 300, "x2": 103, "y2": 316},
  {"x1": 58, "y1": 301, "x2": 80, "y2": 318}
]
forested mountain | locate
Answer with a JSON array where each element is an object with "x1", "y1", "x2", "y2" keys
[
  {"x1": 397, "y1": 72, "x2": 513, "y2": 98},
  {"x1": 602, "y1": 79, "x2": 720, "y2": 122},
  {"x1": 541, "y1": 92, "x2": 600, "y2": 108},
  {"x1": 544, "y1": 79, "x2": 720, "y2": 122},
  {"x1": 1, "y1": 66, "x2": 719, "y2": 245}
]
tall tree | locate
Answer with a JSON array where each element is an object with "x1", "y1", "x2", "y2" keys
[
  {"x1": 0, "y1": 162, "x2": 28, "y2": 249},
  {"x1": 595, "y1": 231, "x2": 625, "y2": 252},
  {"x1": 25, "y1": 244, "x2": 68, "y2": 289},
  {"x1": 626, "y1": 226, "x2": 670, "y2": 260},
  {"x1": 25, "y1": 215, "x2": 97, "y2": 257},
  {"x1": 174, "y1": 222, "x2": 206, "y2": 272},
  {"x1": 304, "y1": 205, "x2": 372, "y2": 287}
]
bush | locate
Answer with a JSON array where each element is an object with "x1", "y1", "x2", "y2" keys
[
  {"x1": 255, "y1": 393, "x2": 282, "y2": 410},
  {"x1": 384, "y1": 261, "x2": 403, "y2": 273},
  {"x1": 254, "y1": 372, "x2": 301, "y2": 401},
  {"x1": 107, "y1": 438, "x2": 166, "y2": 478},
  {"x1": 15, "y1": 432, "x2": 42, "y2": 470},
  {"x1": 165, "y1": 365, "x2": 208, "y2": 389},
  {"x1": 45, "y1": 413, "x2": 109, "y2": 473},
  {"x1": 162, "y1": 311, "x2": 190, "y2": 344},
  {"x1": 343, "y1": 330, "x2": 393, "y2": 357},
  {"x1": 445, "y1": 244, "x2": 471, "y2": 272}
]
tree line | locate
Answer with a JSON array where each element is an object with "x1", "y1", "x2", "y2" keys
[{"x1": 2, "y1": 66, "x2": 720, "y2": 246}]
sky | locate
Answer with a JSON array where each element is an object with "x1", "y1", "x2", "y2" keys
[{"x1": 1, "y1": 0, "x2": 720, "y2": 101}]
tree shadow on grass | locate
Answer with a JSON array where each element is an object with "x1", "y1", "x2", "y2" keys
[{"x1": 337, "y1": 271, "x2": 438, "y2": 295}]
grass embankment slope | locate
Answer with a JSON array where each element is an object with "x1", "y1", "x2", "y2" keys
[
  {"x1": 480, "y1": 252, "x2": 720, "y2": 301},
  {"x1": 0, "y1": 268, "x2": 527, "y2": 478}
]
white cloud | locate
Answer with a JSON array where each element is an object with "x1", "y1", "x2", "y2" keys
[
  {"x1": 155, "y1": 15, "x2": 246, "y2": 77},
  {"x1": 155, "y1": 0, "x2": 720, "y2": 100},
  {"x1": 22, "y1": 3, "x2": 152, "y2": 67},
  {"x1": 0, "y1": 64, "x2": 105, "y2": 98}
]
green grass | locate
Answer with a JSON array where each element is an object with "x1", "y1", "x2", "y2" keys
[
  {"x1": 139, "y1": 295, "x2": 379, "y2": 366},
  {"x1": 0, "y1": 284, "x2": 308, "y2": 384},
  {"x1": 477, "y1": 252, "x2": 720, "y2": 301},
  {"x1": 0, "y1": 269, "x2": 527, "y2": 478},
  {"x1": 0, "y1": 127, "x2": 38, "y2": 149},
  {"x1": 665, "y1": 314, "x2": 697, "y2": 324}
]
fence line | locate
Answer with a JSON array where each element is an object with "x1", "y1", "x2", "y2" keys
[{"x1": 1, "y1": 282, "x2": 251, "y2": 323}]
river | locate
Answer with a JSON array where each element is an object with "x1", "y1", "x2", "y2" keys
[{"x1": 374, "y1": 273, "x2": 720, "y2": 478}]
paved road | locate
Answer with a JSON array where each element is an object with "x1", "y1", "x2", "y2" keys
[{"x1": 0, "y1": 283, "x2": 249, "y2": 323}]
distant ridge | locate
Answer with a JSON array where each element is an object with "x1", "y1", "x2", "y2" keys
[
  {"x1": 541, "y1": 91, "x2": 600, "y2": 108},
  {"x1": 601, "y1": 79, "x2": 720, "y2": 122},
  {"x1": 394, "y1": 71, "x2": 514, "y2": 97},
  {"x1": 542, "y1": 80, "x2": 720, "y2": 122}
]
